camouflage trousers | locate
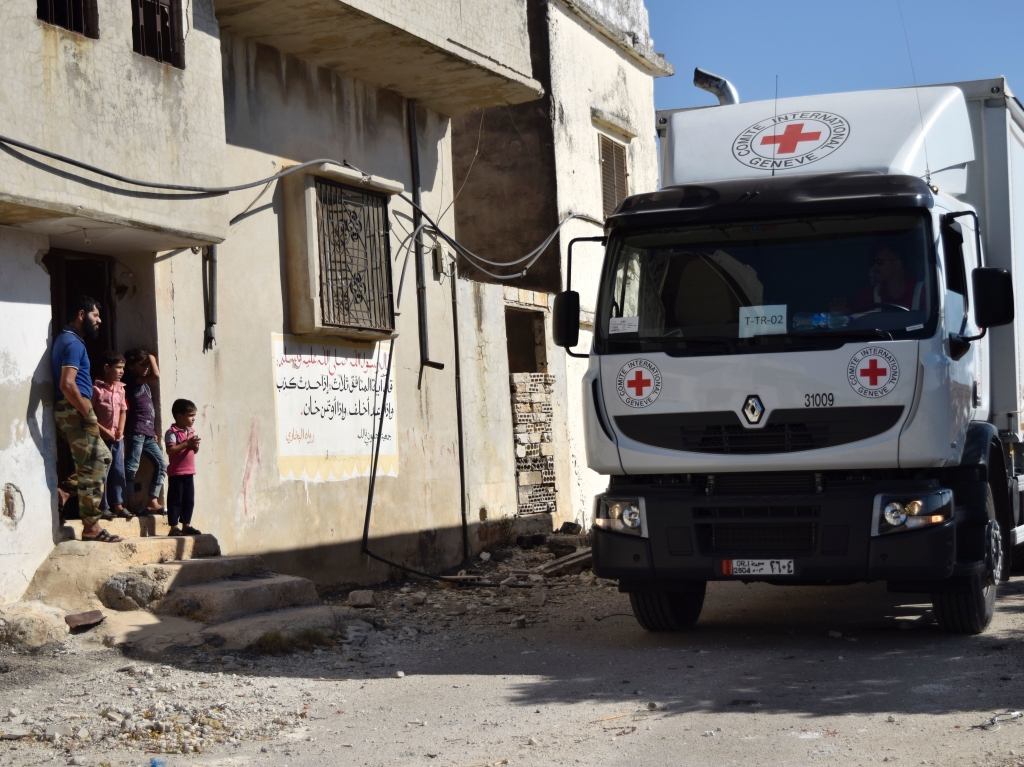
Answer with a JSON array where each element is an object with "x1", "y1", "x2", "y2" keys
[{"x1": 54, "y1": 400, "x2": 112, "y2": 527}]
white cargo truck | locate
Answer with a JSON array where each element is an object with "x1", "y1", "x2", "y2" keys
[{"x1": 553, "y1": 72, "x2": 1024, "y2": 634}]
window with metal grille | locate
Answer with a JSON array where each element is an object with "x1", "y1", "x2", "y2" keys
[
  {"x1": 37, "y1": 0, "x2": 98, "y2": 38},
  {"x1": 600, "y1": 134, "x2": 628, "y2": 218},
  {"x1": 131, "y1": 0, "x2": 184, "y2": 69},
  {"x1": 315, "y1": 179, "x2": 395, "y2": 333}
]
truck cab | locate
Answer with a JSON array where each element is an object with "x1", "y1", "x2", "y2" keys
[{"x1": 555, "y1": 77, "x2": 1024, "y2": 634}]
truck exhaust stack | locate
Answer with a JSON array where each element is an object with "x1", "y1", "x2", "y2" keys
[{"x1": 693, "y1": 67, "x2": 739, "y2": 105}]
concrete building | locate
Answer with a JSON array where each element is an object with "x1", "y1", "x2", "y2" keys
[
  {"x1": 451, "y1": 0, "x2": 672, "y2": 527},
  {"x1": 0, "y1": 0, "x2": 667, "y2": 607}
]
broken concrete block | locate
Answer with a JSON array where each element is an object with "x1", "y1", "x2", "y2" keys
[
  {"x1": 65, "y1": 610, "x2": 104, "y2": 629},
  {"x1": 479, "y1": 551, "x2": 491, "y2": 562},
  {"x1": 100, "y1": 571, "x2": 162, "y2": 611},
  {"x1": 45, "y1": 723, "x2": 74, "y2": 740},
  {"x1": 513, "y1": 615, "x2": 527, "y2": 629},
  {"x1": 0, "y1": 601, "x2": 69, "y2": 648},
  {"x1": 410, "y1": 592, "x2": 427, "y2": 605},
  {"x1": 1, "y1": 728, "x2": 31, "y2": 740},
  {"x1": 530, "y1": 591, "x2": 547, "y2": 607},
  {"x1": 558, "y1": 521, "x2": 583, "y2": 535},
  {"x1": 347, "y1": 590, "x2": 377, "y2": 608}
]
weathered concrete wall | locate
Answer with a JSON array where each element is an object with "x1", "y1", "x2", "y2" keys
[
  {"x1": 0, "y1": 0, "x2": 226, "y2": 249},
  {"x1": 457, "y1": 280, "x2": 519, "y2": 536},
  {"x1": 548, "y1": 0, "x2": 662, "y2": 520},
  {"x1": 144, "y1": 35, "x2": 491, "y2": 585},
  {"x1": 451, "y1": 0, "x2": 562, "y2": 293},
  {"x1": 0, "y1": 228, "x2": 57, "y2": 604}
]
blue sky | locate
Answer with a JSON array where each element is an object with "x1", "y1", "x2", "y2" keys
[{"x1": 646, "y1": 1, "x2": 1024, "y2": 110}]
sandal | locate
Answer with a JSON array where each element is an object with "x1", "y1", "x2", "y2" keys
[
  {"x1": 114, "y1": 509, "x2": 135, "y2": 520},
  {"x1": 82, "y1": 529, "x2": 123, "y2": 543},
  {"x1": 168, "y1": 528, "x2": 184, "y2": 537},
  {"x1": 182, "y1": 526, "x2": 202, "y2": 536}
]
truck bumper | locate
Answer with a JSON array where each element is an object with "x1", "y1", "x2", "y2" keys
[{"x1": 592, "y1": 481, "x2": 958, "y2": 586}]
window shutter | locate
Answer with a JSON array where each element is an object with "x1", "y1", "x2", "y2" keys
[{"x1": 600, "y1": 135, "x2": 628, "y2": 218}]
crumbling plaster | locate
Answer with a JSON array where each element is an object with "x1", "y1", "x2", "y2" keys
[
  {"x1": 0, "y1": 0, "x2": 227, "y2": 250},
  {"x1": 0, "y1": 228, "x2": 57, "y2": 605}
]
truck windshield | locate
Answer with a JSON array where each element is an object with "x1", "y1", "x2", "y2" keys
[{"x1": 595, "y1": 212, "x2": 936, "y2": 355}]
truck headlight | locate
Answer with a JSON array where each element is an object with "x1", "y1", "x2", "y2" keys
[
  {"x1": 594, "y1": 496, "x2": 644, "y2": 536},
  {"x1": 874, "y1": 490, "x2": 953, "y2": 535}
]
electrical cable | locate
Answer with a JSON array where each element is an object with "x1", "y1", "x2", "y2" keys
[
  {"x1": 359, "y1": 232, "x2": 486, "y2": 585},
  {"x1": 0, "y1": 132, "x2": 602, "y2": 278}
]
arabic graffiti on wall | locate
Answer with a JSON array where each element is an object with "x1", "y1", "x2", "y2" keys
[{"x1": 272, "y1": 333, "x2": 397, "y2": 481}]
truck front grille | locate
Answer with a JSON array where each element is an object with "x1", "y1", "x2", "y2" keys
[
  {"x1": 700, "y1": 472, "x2": 820, "y2": 495},
  {"x1": 698, "y1": 522, "x2": 818, "y2": 554},
  {"x1": 694, "y1": 506, "x2": 820, "y2": 519},
  {"x1": 616, "y1": 406, "x2": 904, "y2": 454}
]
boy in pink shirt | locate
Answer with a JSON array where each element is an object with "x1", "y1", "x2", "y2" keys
[
  {"x1": 91, "y1": 351, "x2": 131, "y2": 519},
  {"x1": 165, "y1": 398, "x2": 201, "y2": 536}
]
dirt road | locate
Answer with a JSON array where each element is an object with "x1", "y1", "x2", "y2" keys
[{"x1": 4, "y1": 559, "x2": 1024, "y2": 767}]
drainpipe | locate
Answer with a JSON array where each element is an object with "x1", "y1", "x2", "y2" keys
[
  {"x1": 407, "y1": 98, "x2": 444, "y2": 372},
  {"x1": 450, "y1": 263, "x2": 470, "y2": 560},
  {"x1": 203, "y1": 245, "x2": 217, "y2": 351}
]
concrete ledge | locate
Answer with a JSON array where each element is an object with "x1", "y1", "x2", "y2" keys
[{"x1": 157, "y1": 574, "x2": 320, "y2": 624}]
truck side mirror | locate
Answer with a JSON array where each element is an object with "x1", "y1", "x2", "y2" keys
[
  {"x1": 972, "y1": 267, "x2": 1014, "y2": 328},
  {"x1": 552, "y1": 291, "x2": 580, "y2": 349}
]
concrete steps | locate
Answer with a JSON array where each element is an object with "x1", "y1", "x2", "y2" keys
[
  {"x1": 28, "y1": 527, "x2": 325, "y2": 649},
  {"x1": 132, "y1": 555, "x2": 266, "y2": 591},
  {"x1": 23, "y1": 535, "x2": 220, "y2": 614},
  {"x1": 197, "y1": 605, "x2": 354, "y2": 651},
  {"x1": 61, "y1": 515, "x2": 171, "y2": 541},
  {"x1": 157, "y1": 574, "x2": 320, "y2": 624}
]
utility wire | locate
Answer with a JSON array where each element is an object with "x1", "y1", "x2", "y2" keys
[{"x1": 0, "y1": 132, "x2": 599, "y2": 277}]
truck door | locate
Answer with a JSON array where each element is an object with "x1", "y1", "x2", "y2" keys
[{"x1": 941, "y1": 218, "x2": 980, "y2": 454}]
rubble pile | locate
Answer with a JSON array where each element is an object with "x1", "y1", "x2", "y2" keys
[{"x1": 0, "y1": 533, "x2": 619, "y2": 762}]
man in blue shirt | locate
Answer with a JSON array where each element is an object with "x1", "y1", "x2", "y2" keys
[{"x1": 52, "y1": 295, "x2": 116, "y2": 542}]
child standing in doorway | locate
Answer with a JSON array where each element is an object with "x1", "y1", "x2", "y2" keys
[
  {"x1": 91, "y1": 351, "x2": 132, "y2": 520},
  {"x1": 123, "y1": 349, "x2": 167, "y2": 515},
  {"x1": 165, "y1": 399, "x2": 201, "y2": 536}
]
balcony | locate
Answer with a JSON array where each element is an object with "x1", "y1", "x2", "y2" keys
[{"x1": 214, "y1": 0, "x2": 544, "y2": 116}]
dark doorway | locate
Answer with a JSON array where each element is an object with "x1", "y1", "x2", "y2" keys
[
  {"x1": 505, "y1": 307, "x2": 546, "y2": 374},
  {"x1": 43, "y1": 249, "x2": 119, "y2": 511}
]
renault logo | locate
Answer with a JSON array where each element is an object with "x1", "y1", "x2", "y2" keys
[{"x1": 742, "y1": 395, "x2": 765, "y2": 425}]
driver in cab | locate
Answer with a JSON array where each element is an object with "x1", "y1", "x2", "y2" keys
[{"x1": 832, "y1": 246, "x2": 924, "y2": 313}]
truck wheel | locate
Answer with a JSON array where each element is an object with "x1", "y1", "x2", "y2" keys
[
  {"x1": 931, "y1": 486, "x2": 1000, "y2": 634},
  {"x1": 628, "y1": 583, "x2": 707, "y2": 631}
]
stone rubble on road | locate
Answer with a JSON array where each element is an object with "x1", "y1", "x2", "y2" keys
[{"x1": 0, "y1": 539, "x2": 619, "y2": 762}]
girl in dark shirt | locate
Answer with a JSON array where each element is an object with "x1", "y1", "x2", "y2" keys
[{"x1": 123, "y1": 349, "x2": 167, "y2": 515}]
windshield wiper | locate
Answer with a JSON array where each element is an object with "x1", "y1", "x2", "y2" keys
[{"x1": 787, "y1": 329, "x2": 894, "y2": 341}]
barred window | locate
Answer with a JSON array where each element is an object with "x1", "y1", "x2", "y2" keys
[
  {"x1": 131, "y1": 0, "x2": 184, "y2": 69},
  {"x1": 37, "y1": 0, "x2": 98, "y2": 37},
  {"x1": 315, "y1": 178, "x2": 395, "y2": 333},
  {"x1": 600, "y1": 134, "x2": 628, "y2": 218}
]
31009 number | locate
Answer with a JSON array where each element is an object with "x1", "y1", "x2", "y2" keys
[{"x1": 804, "y1": 393, "x2": 835, "y2": 407}]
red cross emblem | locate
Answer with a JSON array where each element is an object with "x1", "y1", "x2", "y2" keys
[
  {"x1": 858, "y1": 358, "x2": 888, "y2": 387},
  {"x1": 760, "y1": 123, "x2": 822, "y2": 154},
  {"x1": 626, "y1": 370, "x2": 651, "y2": 397}
]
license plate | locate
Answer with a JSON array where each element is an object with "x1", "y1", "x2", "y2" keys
[{"x1": 722, "y1": 559, "x2": 794, "y2": 576}]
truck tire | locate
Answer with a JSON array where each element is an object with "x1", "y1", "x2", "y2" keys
[
  {"x1": 629, "y1": 583, "x2": 707, "y2": 631},
  {"x1": 931, "y1": 486, "x2": 1000, "y2": 634}
]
